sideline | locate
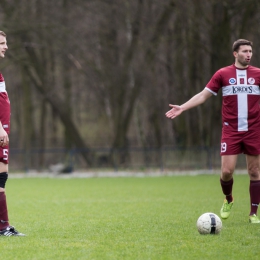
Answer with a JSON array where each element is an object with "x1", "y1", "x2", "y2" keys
[{"x1": 8, "y1": 169, "x2": 248, "y2": 178}]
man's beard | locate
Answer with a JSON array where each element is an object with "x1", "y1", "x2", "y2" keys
[{"x1": 237, "y1": 58, "x2": 249, "y2": 67}]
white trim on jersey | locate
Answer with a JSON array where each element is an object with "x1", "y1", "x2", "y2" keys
[
  {"x1": 0, "y1": 81, "x2": 6, "y2": 92},
  {"x1": 222, "y1": 69, "x2": 260, "y2": 131},
  {"x1": 205, "y1": 87, "x2": 217, "y2": 96}
]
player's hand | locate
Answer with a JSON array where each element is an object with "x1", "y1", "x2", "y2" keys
[
  {"x1": 165, "y1": 104, "x2": 183, "y2": 119},
  {"x1": 0, "y1": 128, "x2": 9, "y2": 147}
]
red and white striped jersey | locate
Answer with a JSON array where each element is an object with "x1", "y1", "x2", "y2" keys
[
  {"x1": 205, "y1": 64, "x2": 260, "y2": 132},
  {"x1": 0, "y1": 72, "x2": 10, "y2": 134}
]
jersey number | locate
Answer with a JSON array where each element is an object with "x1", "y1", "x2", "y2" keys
[
  {"x1": 3, "y1": 149, "x2": 8, "y2": 161},
  {"x1": 221, "y1": 142, "x2": 227, "y2": 153}
]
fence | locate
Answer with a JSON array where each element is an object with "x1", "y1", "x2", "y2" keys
[{"x1": 8, "y1": 146, "x2": 247, "y2": 173}]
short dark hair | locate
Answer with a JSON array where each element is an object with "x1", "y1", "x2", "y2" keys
[{"x1": 232, "y1": 39, "x2": 253, "y2": 52}]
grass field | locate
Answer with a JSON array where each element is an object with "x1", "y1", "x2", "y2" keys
[{"x1": 1, "y1": 174, "x2": 259, "y2": 260}]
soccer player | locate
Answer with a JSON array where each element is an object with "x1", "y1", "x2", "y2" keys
[
  {"x1": 166, "y1": 39, "x2": 260, "y2": 223},
  {"x1": 0, "y1": 31, "x2": 25, "y2": 236}
]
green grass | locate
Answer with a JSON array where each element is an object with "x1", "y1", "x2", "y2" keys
[{"x1": 1, "y1": 174, "x2": 259, "y2": 260}]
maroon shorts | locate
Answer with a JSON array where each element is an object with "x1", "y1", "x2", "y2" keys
[{"x1": 220, "y1": 126, "x2": 260, "y2": 156}]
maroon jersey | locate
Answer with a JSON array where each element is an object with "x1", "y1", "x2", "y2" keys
[
  {"x1": 205, "y1": 64, "x2": 260, "y2": 132},
  {"x1": 0, "y1": 72, "x2": 10, "y2": 163}
]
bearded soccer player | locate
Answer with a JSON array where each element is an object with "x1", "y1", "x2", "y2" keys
[
  {"x1": 0, "y1": 31, "x2": 25, "y2": 236},
  {"x1": 166, "y1": 39, "x2": 260, "y2": 223}
]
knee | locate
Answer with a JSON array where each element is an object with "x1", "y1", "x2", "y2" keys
[
  {"x1": 221, "y1": 167, "x2": 234, "y2": 181},
  {"x1": 248, "y1": 165, "x2": 260, "y2": 180}
]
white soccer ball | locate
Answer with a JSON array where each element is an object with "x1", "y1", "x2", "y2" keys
[{"x1": 196, "y1": 212, "x2": 222, "y2": 234}]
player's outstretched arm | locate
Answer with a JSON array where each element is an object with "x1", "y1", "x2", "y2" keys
[{"x1": 165, "y1": 89, "x2": 213, "y2": 119}]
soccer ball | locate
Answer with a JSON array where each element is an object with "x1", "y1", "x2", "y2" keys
[{"x1": 196, "y1": 212, "x2": 222, "y2": 234}]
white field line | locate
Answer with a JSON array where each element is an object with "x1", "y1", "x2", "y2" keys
[{"x1": 8, "y1": 169, "x2": 248, "y2": 178}]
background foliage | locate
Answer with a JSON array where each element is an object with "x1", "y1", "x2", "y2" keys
[{"x1": 0, "y1": 0, "x2": 260, "y2": 168}]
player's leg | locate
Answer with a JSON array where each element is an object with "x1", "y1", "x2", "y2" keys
[
  {"x1": 0, "y1": 161, "x2": 25, "y2": 236},
  {"x1": 220, "y1": 155, "x2": 237, "y2": 219},
  {"x1": 0, "y1": 162, "x2": 9, "y2": 229},
  {"x1": 246, "y1": 154, "x2": 260, "y2": 223},
  {"x1": 221, "y1": 154, "x2": 237, "y2": 201}
]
